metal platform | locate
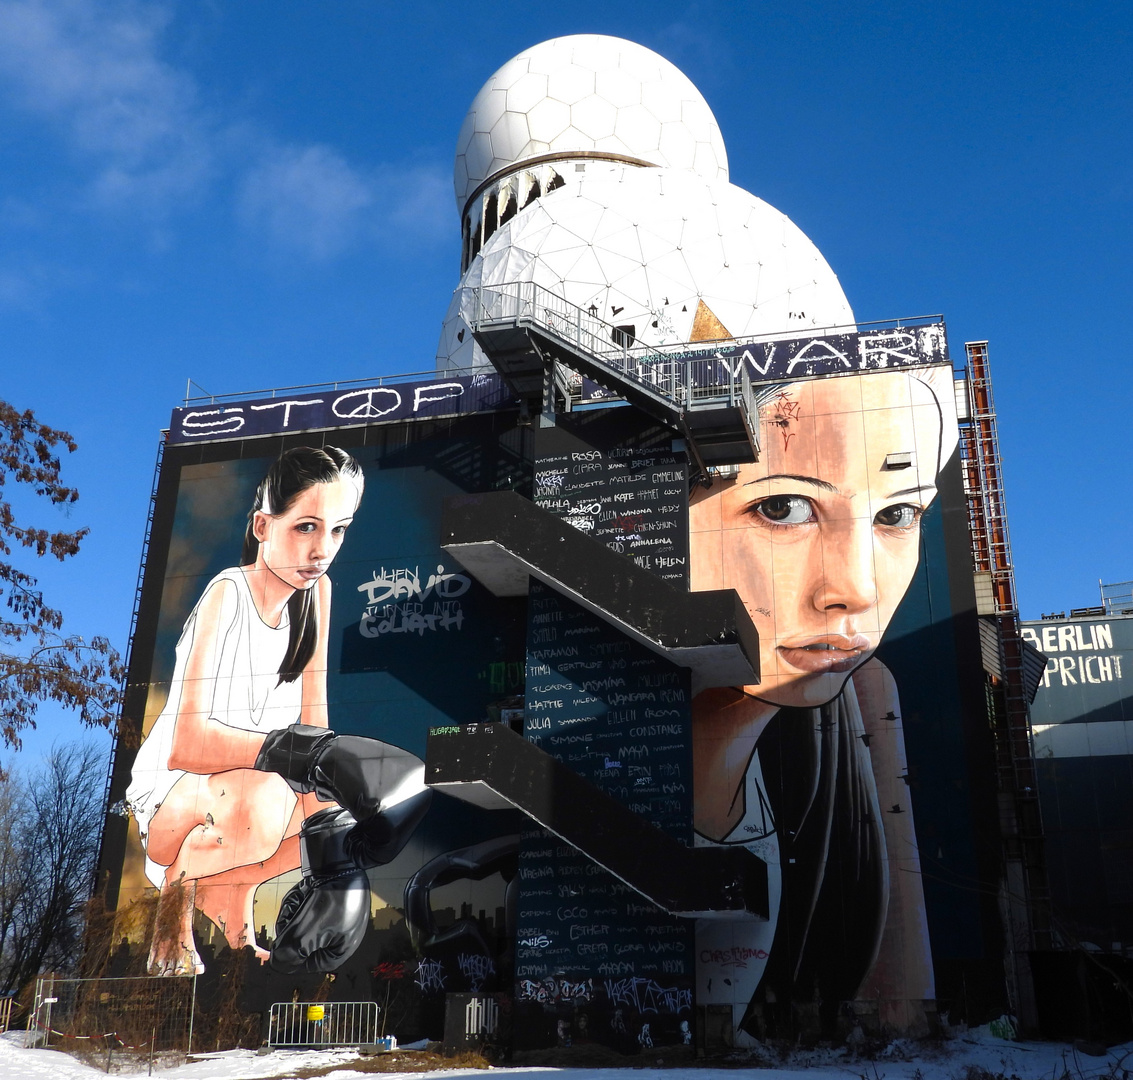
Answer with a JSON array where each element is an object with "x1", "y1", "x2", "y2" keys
[{"x1": 462, "y1": 281, "x2": 760, "y2": 470}]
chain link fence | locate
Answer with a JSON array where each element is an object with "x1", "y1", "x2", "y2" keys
[{"x1": 30, "y1": 973, "x2": 197, "y2": 1055}]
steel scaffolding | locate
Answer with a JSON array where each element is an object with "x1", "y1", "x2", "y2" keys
[
  {"x1": 95, "y1": 434, "x2": 166, "y2": 900},
  {"x1": 958, "y1": 341, "x2": 1051, "y2": 1030}
]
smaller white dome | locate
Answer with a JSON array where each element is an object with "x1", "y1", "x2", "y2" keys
[
  {"x1": 453, "y1": 35, "x2": 728, "y2": 216},
  {"x1": 436, "y1": 166, "x2": 854, "y2": 372}
]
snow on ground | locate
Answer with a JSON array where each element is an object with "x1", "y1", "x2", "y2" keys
[{"x1": 1, "y1": 1029, "x2": 1130, "y2": 1080}]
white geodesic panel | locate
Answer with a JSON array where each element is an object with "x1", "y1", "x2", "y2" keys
[
  {"x1": 463, "y1": 130, "x2": 494, "y2": 194},
  {"x1": 658, "y1": 121, "x2": 697, "y2": 174},
  {"x1": 489, "y1": 110, "x2": 531, "y2": 162},
  {"x1": 472, "y1": 87, "x2": 509, "y2": 139},
  {"x1": 610, "y1": 39, "x2": 663, "y2": 84},
  {"x1": 547, "y1": 63, "x2": 596, "y2": 106},
  {"x1": 611, "y1": 102, "x2": 663, "y2": 156},
  {"x1": 452, "y1": 34, "x2": 729, "y2": 213},
  {"x1": 506, "y1": 70, "x2": 549, "y2": 115},
  {"x1": 551, "y1": 126, "x2": 593, "y2": 155},
  {"x1": 436, "y1": 166, "x2": 855, "y2": 371},
  {"x1": 639, "y1": 77, "x2": 685, "y2": 125},
  {"x1": 594, "y1": 66, "x2": 643, "y2": 110},
  {"x1": 435, "y1": 292, "x2": 472, "y2": 369},
  {"x1": 571, "y1": 95, "x2": 618, "y2": 141},
  {"x1": 525, "y1": 96, "x2": 572, "y2": 149}
]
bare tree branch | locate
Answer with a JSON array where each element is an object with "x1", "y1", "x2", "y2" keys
[
  {"x1": 0, "y1": 401, "x2": 124, "y2": 748},
  {"x1": 0, "y1": 743, "x2": 106, "y2": 994}
]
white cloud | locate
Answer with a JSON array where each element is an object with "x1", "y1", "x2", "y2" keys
[
  {"x1": 0, "y1": 0, "x2": 449, "y2": 255},
  {"x1": 238, "y1": 145, "x2": 450, "y2": 261},
  {"x1": 237, "y1": 144, "x2": 373, "y2": 262},
  {"x1": 0, "y1": 256, "x2": 80, "y2": 310},
  {"x1": 0, "y1": 0, "x2": 213, "y2": 214},
  {"x1": 384, "y1": 165, "x2": 451, "y2": 243}
]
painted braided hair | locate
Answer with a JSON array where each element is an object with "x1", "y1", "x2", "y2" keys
[{"x1": 240, "y1": 446, "x2": 363, "y2": 684}]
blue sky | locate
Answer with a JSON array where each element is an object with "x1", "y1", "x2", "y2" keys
[{"x1": 2, "y1": 0, "x2": 1130, "y2": 758}]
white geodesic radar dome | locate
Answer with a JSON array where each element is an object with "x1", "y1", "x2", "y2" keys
[
  {"x1": 453, "y1": 34, "x2": 728, "y2": 216},
  {"x1": 436, "y1": 166, "x2": 854, "y2": 372}
]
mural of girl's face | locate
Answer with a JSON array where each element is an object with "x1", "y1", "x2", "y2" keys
[
  {"x1": 690, "y1": 370, "x2": 943, "y2": 709},
  {"x1": 252, "y1": 478, "x2": 357, "y2": 592}
]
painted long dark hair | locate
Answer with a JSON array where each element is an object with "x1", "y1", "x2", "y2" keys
[
  {"x1": 744, "y1": 695, "x2": 888, "y2": 1037},
  {"x1": 240, "y1": 446, "x2": 363, "y2": 684}
]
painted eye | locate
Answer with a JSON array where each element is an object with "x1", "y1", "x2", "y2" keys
[
  {"x1": 750, "y1": 495, "x2": 814, "y2": 525},
  {"x1": 295, "y1": 522, "x2": 317, "y2": 533},
  {"x1": 874, "y1": 503, "x2": 920, "y2": 528}
]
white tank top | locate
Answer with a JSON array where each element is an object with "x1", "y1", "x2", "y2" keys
[{"x1": 126, "y1": 567, "x2": 304, "y2": 824}]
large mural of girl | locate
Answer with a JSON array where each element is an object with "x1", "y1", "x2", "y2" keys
[
  {"x1": 126, "y1": 446, "x2": 427, "y2": 975},
  {"x1": 689, "y1": 366, "x2": 958, "y2": 1038}
]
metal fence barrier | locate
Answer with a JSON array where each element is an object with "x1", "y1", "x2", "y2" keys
[
  {"x1": 29, "y1": 973, "x2": 196, "y2": 1054},
  {"x1": 266, "y1": 1001, "x2": 381, "y2": 1049}
]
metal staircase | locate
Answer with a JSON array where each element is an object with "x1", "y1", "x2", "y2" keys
[
  {"x1": 462, "y1": 281, "x2": 760, "y2": 472},
  {"x1": 425, "y1": 721, "x2": 768, "y2": 919}
]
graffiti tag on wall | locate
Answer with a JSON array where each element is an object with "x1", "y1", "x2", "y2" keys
[{"x1": 357, "y1": 564, "x2": 471, "y2": 638}]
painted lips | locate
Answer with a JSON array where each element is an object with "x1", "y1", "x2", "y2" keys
[{"x1": 777, "y1": 635, "x2": 871, "y2": 674}]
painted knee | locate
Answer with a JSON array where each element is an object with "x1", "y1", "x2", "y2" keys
[{"x1": 207, "y1": 770, "x2": 296, "y2": 862}]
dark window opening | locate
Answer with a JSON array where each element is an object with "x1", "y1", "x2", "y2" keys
[
  {"x1": 611, "y1": 324, "x2": 636, "y2": 348},
  {"x1": 470, "y1": 217, "x2": 482, "y2": 262},
  {"x1": 547, "y1": 171, "x2": 566, "y2": 194},
  {"x1": 483, "y1": 196, "x2": 498, "y2": 245},
  {"x1": 522, "y1": 179, "x2": 541, "y2": 209},
  {"x1": 499, "y1": 192, "x2": 518, "y2": 228}
]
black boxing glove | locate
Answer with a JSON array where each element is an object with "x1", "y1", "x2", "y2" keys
[
  {"x1": 343, "y1": 788, "x2": 433, "y2": 866},
  {"x1": 255, "y1": 724, "x2": 424, "y2": 822},
  {"x1": 270, "y1": 806, "x2": 371, "y2": 975},
  {"x1": 254, "y1": 723, "x2": 335, "y2": 793}
]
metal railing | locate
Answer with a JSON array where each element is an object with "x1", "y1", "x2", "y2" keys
[
  {"x1": 266, "y1": 1001, "x2": 381, "y2": 1049},
  {"x1": 178, "y1": 293, "x2": 942, "y2": 413},
  {"x1": 181, "y1": 364, "x2": 494, "y2": 407},
  {"x1": 1101, "y1": 580, "x2": 1133, "y2": 616},
  {"x1": 462, "y1": 280, "x2": 757, "y2": 417}
]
